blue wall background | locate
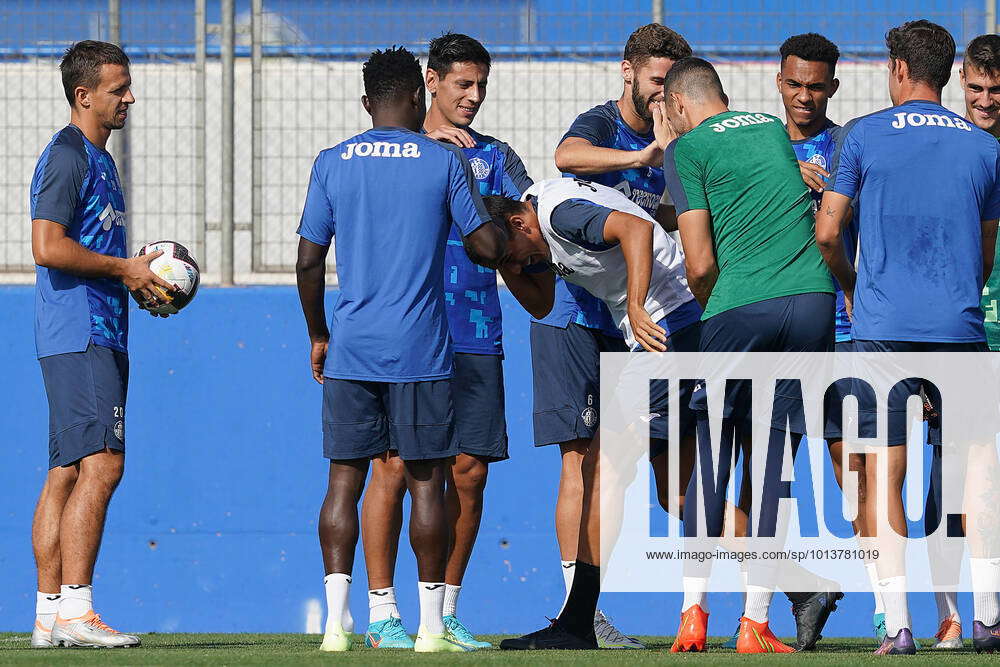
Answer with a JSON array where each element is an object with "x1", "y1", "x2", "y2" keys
[{"x1": 0, "y1": 286, "x2": 959, "y2": 638}]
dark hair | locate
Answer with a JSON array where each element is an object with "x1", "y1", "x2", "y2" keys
[
  {"x1": 482, "y1": 195, "x2": 524, "y2": 232},
  {"x1": 965, "y1": 34, "x2": 1000, "y2": 77},
  {"x1": 780, "y1": 33, "x2": 840, "y2": 76},
  {"x1": 885, "y1": 20, "x2": 956, "y2": 91},
  {"x1": 362, "y1": 46, "x2": 424, "y2": 106},
  {"x1": 663, "y1": 56, "x2": 725, "y2": 101},
  {"x1": 623, "y1": 23, "x2": 692, "y2": 67},
  {"x1": 427, "y1": 32, "x2": 491, "y2": 76},
  {"x1": 60, "y1": 40, "x2": 129, "y2": 107}
]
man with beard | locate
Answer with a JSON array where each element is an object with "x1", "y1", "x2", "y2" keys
[{"x1": 516, "y1": 23, "x2": 691, "y2": 649}]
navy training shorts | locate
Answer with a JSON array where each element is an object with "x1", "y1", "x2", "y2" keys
[
  {"x1": 322, "y1": 378, "x2": 458, "y2": 461},
  {"x1": 39, "y1": 342, "x2": 129, "y2": 469},
  {"x1": 529, "y1": 321, "x2": 628, "y2": 447},
  {"x1": 850, "y1": 338, "x2": 987, "y2": 446},
  {"x1": 453, "y1": 352, "x2": 508, "y2": 461},
  {"x1": 824, "y1": 339, "x2": 855, "y2": 441},
  {"x1": 693, "y1": 292, "x2": 835, "y2": 433}
]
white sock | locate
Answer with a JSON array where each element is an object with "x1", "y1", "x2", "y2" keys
[
  {"x1": 58, "y1": 584, "x2": 92, "y2": 619},
  {"x1": 35, "y1": 592, "x2": 60, "y2": 630},
  {"x1": 418, "y1": 582, "x2": 445, "y2": 634},
  {"x1": 971, "y1": 557, "x2": 1000, "y2": 625},
  {"x1": 865, "y1": 563, "x2": 885, "y2": 615},
  {"x1": 443, "y1": 584, "x2": 461, "y2": 618},
  {"x1": 743, "y1": 586, "x2": 773, "y2": 623},
  {"x1": 368, "y1": 587, "x2": 399, "y2": 624},
  {"x1": 934, "y1": 590, "x2": 960, "y2": 623},
  {"x1": 681, "y1": 577, "x2": 709, "y2": 613},
  {"x1": 878, "y1": 576, "x2": 910, "y2": 636},
  {"x1": 323, "y1": 573, "x2": 352, "y2": 634},
  {"x1": 559, "y1": 561, "x2": 575, "y2": 613}
]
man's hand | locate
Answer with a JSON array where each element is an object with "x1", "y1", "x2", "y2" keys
[
  {"x1": 629, "y1": 304, "x2": 667, "y2": 352},
  {"x1": 310, "y1": 338, "x2": 329, "y2": 384},
  {"x1": 120, "y1": 250, "x2": 179, "y2": 309},
  {"x1": 425, "y1": 126, "x2": 475, "y2": 148},
  {"x1": 651, "y1": 100, "x2": 679, "y2": 150},
  {"x1": 843, "y1": 289, "x2": 853, "y2": 321},
  {"x1": 798, "y1": 160, "x2": 829, "y2": 192}
]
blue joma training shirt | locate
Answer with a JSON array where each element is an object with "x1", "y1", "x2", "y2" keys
[
  {"x1": 31, "y1": 124, "x2": 128, "y2": 359},
  {"x1": 297, "y1": 126, "x2": 490, "y2": 382},
  {"x1": 829, "y1": 101, "x2": 1000, "y2": 342},
  {"x1": 445, "y1": 128, "x2": 532, "y2": 355},
  {"x1": 538, "y1": 100, "x2": 666, "y2": 336},
  {"x1": 790, "y1": 120, "x2": 857, "y2": 343}
]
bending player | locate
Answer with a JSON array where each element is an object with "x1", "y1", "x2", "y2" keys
[
  {"x1": 531, "y1": 23, "x2": 692, "y2": 648},
  {"x1": 662, "y1": 57, "x2": 837, "y2": 653},
  {"x1": 358, "y1": 33, "x2": 531, "y2": 651},
  {"x1": 29, "y1": 41, "x2": 177, "y2": 649},
  {"x1": 295, "y1": 46, "x2": 505, "y2": 654},
  {"x1": 472, "y1": 176, "x2": 701, "y2": 649},
  {"x1": 817, "y1": 20, "x2": 1000, "y2": 655}
]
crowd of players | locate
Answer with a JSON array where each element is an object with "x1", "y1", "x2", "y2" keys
[
  {"x1": 296, "y1": 20, "x2": 1000, "y2": 654},
  {"x1": 22, "y1": 17, "x2": 1000, "y2": 656}
]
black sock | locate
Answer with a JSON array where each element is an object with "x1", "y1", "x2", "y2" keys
[{"x1": 556, "y1": 560, "x2": 600, "y2": 638}]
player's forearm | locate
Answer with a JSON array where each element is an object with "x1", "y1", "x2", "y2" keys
[
  {"x1": 32, "y1": 227, "x2": 126, "y2": 280},
  {"x1": 499, "y1": 267, "x2": 554, "y2": 319},
  {"x1": 817, "y1": 240, "x2": 856, "y2": 294},
  {"x1": 614, "y1": 218, "x2": 655, "y2": 313},
  {"x1": 295, "y1": 263, "x2": 329, "y2": 341},
  {"x1": 816, "y1": 194, "x2": 856, "y2": 292},
  {"x1": 555, "y1": 142, "x2": 647, "y2": 175}
]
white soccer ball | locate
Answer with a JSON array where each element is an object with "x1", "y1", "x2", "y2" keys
[{"x1": 130, "y1": 240, "x2": 201, "y2": 315}]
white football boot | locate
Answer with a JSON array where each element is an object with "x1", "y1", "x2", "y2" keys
[
  {"x1": 50, "y1": 610, "x2": 140, "y2": 648},
  {"x1": 30, "y1": 619, "x2": 53, "y2": 648}
]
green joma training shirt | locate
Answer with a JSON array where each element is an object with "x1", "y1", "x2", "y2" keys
[{"x1": 663, "y1": 110, "x2": 833, "y2": 320}]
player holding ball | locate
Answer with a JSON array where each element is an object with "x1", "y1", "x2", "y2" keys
[{"x1": 28, "y1": 41, "x2": 178, "y2": 648}]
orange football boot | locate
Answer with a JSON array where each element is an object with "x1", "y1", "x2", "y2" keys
[
  {"x1": 735, "y1": 616, "x2": 796, "y2": 653},
  {"x1": 670, "y1": 604, "x2": 709, "y2": 652}
]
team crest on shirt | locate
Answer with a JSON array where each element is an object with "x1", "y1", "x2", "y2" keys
[
  {"x1": 807, "y1": 153, "x2": 827, "y2": 170},
  {"x1": 469, "y1": 157, "x2": 491, "y2": 180}
]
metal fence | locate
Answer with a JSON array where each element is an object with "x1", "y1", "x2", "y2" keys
[{"x1": 1, "y1": 0, "x2": 996, "y2": 282}]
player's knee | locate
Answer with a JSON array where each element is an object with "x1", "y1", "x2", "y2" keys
[
  {"x1": 81, "y1": 450, "x2": 125, "y2": 490},
  {"x1": 453, "y1": 458, "x2": 488, "y2": 495},
  {"x1": 371, "y1": 455, "x2": 408, "y2": 495}
]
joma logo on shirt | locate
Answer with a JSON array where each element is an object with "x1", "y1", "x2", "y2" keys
[
  {"x1": 709, "y1": 114, "x2": 775, "y2": 132},
  {"x1": 890, "y1": 112, "x2": 972, "y2": 131},
  {"x1": 340, "y1": 142, "x2": 421, "y2": 159}
]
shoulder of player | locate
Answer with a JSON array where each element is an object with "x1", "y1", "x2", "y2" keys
[
  {"x1": 574, "y1": 100, "x2": 617, "y2": 123},
  {"x1": 565, "y1": 101, "x2": 618, "y2": 138},
  {"x1": 44, "y1": 125, "x2": 90, "y2": 168}
]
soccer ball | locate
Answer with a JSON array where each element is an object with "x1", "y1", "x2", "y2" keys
[{"x1": 130, "y1": 240, "x2": 201, "y2": 315}]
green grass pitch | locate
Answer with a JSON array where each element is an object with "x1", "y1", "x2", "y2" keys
[{"x1": 0, "y1": 633, "x2": 994, "y2": 664}]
